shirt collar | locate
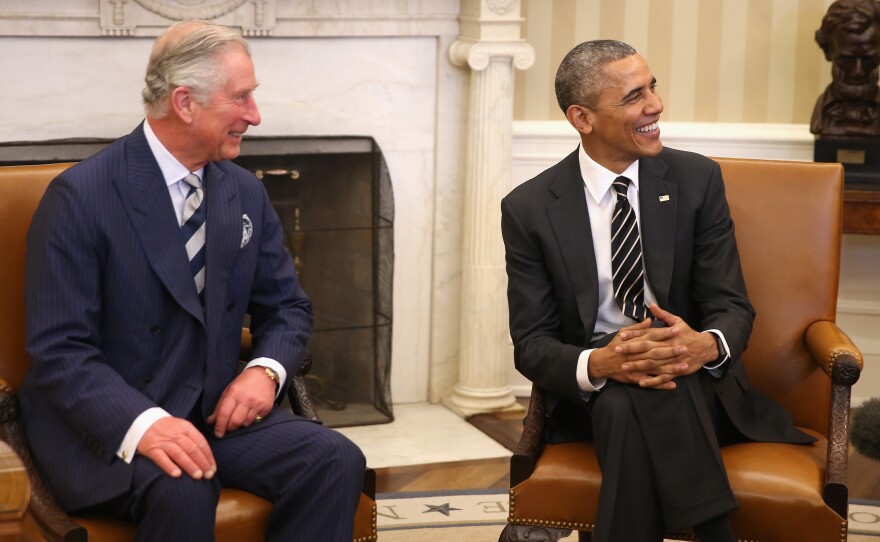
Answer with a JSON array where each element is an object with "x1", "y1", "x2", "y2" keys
[
  {"x1": 142, "y1": 119, "x2": 204, "y2": 187},
  {"x1": 577, "y1": 145, "x2": 640, "y2": 204}
]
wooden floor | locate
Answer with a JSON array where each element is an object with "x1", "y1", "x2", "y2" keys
[{"x1": 375, "y1": 398, "x2": 880, "y2": 502}]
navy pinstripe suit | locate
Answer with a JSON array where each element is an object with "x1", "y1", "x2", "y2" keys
[{"x1": 20, "y1": 124, "x2": 364, "y2": 540}]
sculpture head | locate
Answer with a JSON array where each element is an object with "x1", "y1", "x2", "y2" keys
[{"x1": 816, "y1": 0, "x2": 880, "y2": 101}]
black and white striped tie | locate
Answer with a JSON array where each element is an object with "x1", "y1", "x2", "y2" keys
[
  {"x1": 610, "y1": 176, "x2": 648, "y2": 322},
  {"x1": 180, "y1": 173, "x2": 206, "y2": 298}
]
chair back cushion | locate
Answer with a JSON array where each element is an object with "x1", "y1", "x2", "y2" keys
[
  {"x1": 0, "y1": 163, "x2": 74, "y2": 392},
  {"x1": 716, "y1": 158, "x2": 843, "y2": 434}
]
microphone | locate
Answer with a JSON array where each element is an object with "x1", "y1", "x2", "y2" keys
[{"x1": 851, "y1": 397, "x2": 880, "y2": 461}]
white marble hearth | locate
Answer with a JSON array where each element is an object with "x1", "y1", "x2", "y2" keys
[{"x1": 335, "y1": 403, "x2": 511, "y2": 469}]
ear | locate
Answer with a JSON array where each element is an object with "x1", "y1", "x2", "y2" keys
[
  {"x1": 169, "y1": 86, "x2": 195, "y2": 124},
  {"x1": 565, "y1": 104, "x2": 593, "y2": 135}
]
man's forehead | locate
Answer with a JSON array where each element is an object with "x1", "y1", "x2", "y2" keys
[{"x1": 600, "y1": 56, "x2": 654, "y2": 94}]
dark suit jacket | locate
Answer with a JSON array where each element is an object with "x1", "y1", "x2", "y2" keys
[
  {"x1": 20, "y1": 124, "x2": 313, "y2": 510},
  {"x1": 502, "y1": 146, "x2": 811, "y2": 445}
]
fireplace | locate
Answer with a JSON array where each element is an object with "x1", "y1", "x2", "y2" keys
[{"x1": 0, "y1": 136, "x2": 395, "y2": 427}]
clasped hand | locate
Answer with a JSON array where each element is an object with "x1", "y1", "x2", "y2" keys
[
  {"x1": 136, "y1": 366, "x2": 276, "y2": 478},
  {"x1": 589, "y1": 303, "x2": 719, "y2": 390}
]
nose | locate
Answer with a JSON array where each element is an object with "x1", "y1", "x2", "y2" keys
[
  {"x1": 244, "y1": 95, "x2": 261, "y2": 127},
  {"x1": 646, "y1": 89, "x2": 663, "y2": 115},
  {"x1": 854, "y1": 58, "x2": 864, "y2": 76}
]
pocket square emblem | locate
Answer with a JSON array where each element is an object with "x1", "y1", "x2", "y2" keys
[
  {"x1": 241, "y1": 214, "x2": 253, "y2": 248},
  {"x1": 659, "y1": 195, "x2": 670, "y2": 202}
]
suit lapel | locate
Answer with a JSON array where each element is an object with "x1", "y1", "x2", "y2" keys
[
  {"x1": 115, "y1": 126, "x2": 205, "y2": 326},
  {"x1": 546, "y1": 150, "x2": 601, "y2": 335},
  {"x1": 638, "y1": 155, "x2": 677, "y2": 307},
  {"x1": 202, "y1": 161, "x2": 240, "y2": 339}
]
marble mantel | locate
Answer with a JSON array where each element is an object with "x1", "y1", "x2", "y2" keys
[{"x1": 0, "y1": 0, "x2": 530, "y2": 411}]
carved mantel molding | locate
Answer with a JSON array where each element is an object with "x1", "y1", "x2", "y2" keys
[
  {"x1": 100, "y1": 0, "x2": 274, "y2": 37},
  {"x1": 0, "y1": 0, "x2": 460, "y2": 38}
]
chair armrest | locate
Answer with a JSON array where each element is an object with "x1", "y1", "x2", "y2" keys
[
  {"x1": 0, "y1": 378, "x2": 86, "y2": 542},
  {"x1": 805, "y1": 320, "x2": 863, "y2": 378},
  {"x1": 510, "y1": 386, "x2": 547, "y2": 486},
  {"x1": 805, "y1": 321, "x2": 863, "y2": 518},
  {"x1": 287, "y1": 355, "x2": 321, "y2": 423}
]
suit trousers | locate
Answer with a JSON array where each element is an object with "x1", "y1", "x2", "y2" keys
[
  {"x1": 588, "y1": 371, "x2": 740, "y2": 542},
  {"x1": 93, "y1": 409, "x2": 365, "y2": 542}
]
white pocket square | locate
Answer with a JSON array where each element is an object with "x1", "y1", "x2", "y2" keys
[{"x1": 241, "y1": 214, "x2": 253, "y2": 248}]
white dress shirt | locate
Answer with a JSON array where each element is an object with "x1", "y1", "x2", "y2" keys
[
  {"x1": 574, "y1": 146, "x2": 729, "y2": 394},
  {"x1": 116, "y1": 120, "x2": 287, "y2": 463}
]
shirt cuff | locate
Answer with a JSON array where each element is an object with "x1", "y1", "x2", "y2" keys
[
  {"x1": 576, "y1": 348, "x2": 607, "y2": 396},
  {"x1": 117, "y1": 407, "x2": 170, "y2": 463},
  {"x1": 702, "y1": 329, "x2": 730, "y2": 376},
  {"x1": 245, "y1": 357, "x2": 287, "y2": 400}
]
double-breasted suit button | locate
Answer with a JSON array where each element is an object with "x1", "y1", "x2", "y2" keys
[
  {"x1": 144, "y1": 374, "x2": 153, "y2": 383},
  {"x1": 149, "y1": 325, "x2": 161, "y2": 334},
  {"x1": 226, "y1": 303, "x2": 234, "y2": 311}
]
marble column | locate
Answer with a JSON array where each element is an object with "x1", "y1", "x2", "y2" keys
[{"x1": 443, "y1": 0, "x2": 534, "y2": 416}]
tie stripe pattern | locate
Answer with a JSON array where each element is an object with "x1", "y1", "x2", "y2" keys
[
  {"x1": 180, "y1": 173, "x2": 206, "y2": 298},
  {"x1": 610, "y1": 176, "x2": 648, "y2": 321}
]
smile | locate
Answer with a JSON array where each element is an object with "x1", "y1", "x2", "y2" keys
[{"x1": 636, "y1": 122, "x2": 658, "y2": 134}]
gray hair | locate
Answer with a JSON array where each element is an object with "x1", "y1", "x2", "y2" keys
[
  {"x1": 143, "y1": 21, "x2": 251, "y2": 118},
  {"x1": 555, "y1": 40, "x2": 637, "y2": 112}
]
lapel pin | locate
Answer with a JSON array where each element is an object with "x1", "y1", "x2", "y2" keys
[{"x1": 659, "y1": 195, "x2": 670, "y2": 202}]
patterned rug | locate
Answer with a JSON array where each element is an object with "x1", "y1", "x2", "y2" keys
[{"x1": 376, "y1": 490, "x2": 880, "y2": 541}]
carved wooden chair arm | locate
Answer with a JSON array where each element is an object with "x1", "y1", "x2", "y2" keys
[
  {"x1": 0, "y1": 377, "x2": 86, "y2": 542},
  {"x1": 805, "y1": 320, "x2": 864, "y2": 378},
  {"x1": 510, "y1": 386, "x2": 548, "y2": 486},
  {"x1": 804, "y1": 320, "x2": 863, "y2": 518}
]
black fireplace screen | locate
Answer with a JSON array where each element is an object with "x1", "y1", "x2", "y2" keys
[{"x1": 0, "y1": 135, "x2": 394, "y2": 428}]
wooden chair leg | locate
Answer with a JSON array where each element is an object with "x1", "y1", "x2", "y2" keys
[
  {"x1": 578, "y1": 530, "x2": 593, "y2": 541},
  {"x1": 498, "y1": 523, "x2": 573, "y2": 542}
]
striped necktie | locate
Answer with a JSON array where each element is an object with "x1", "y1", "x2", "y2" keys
[
  {"x1": 180, "y1": 173, "x2": 206, "y2": 298},
  {"x1": 610, "y1": 176, "x2": 648, "y2": 321}
]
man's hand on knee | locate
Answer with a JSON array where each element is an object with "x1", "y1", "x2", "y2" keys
[
  {"x1": 206, "y1": 367, "x2": 276, "y2": 438},
  {"x1": 137, "y1": 417, "x2": 216, "y2": 480}
]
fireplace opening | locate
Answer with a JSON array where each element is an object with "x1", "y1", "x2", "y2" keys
[{"x1": 0, "y1": 135, "x2": 394, "y2": 428}]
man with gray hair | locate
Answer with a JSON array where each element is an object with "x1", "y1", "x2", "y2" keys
[
  {"x1": 502, "y1": 39, "x2": 812, "y2": 541},
  {"x1": 21, "y1": 20, "x2": 364, "y2": 541}
]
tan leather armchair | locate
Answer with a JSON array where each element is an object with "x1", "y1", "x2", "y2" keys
[
  {"x1": 0, "y1": 163, "x2": 377, "y2": 542},
  {"x1": 500, "y1": 158, "x2": 863, "y2": 542}
]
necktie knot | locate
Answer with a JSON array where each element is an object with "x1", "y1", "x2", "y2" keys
[
  {"x1": 183, "y1": 173, "x2": 201, "y2": 191},
  {"x1": 612, "y1": 176, "x2": 631, "y2": 199}
]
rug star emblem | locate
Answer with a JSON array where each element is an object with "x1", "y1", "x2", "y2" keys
[{"x1": 423, "y1": 502, "x2": 462, "y2": 516}]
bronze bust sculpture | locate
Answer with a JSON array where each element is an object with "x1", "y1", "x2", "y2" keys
[{"x1": 812, "y1": 0, "x2": 880, "y2": 137}]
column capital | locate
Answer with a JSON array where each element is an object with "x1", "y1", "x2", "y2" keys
[{"x1": 449, "y1": 38, "x2": 535, "y2": 72}]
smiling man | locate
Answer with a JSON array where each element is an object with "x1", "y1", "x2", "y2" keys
[
  {"x1": 21, "y1": 21, "x2": 364, "y2": 541},
  {"x1": 501, "y1": 40, "x2": 813, "y2": 542}
]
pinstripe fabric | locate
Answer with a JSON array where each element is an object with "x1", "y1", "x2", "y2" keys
[
  {"x1": 20, "y1": 123, "x2": 331, "y2": 528},
  {"x1": 106, "y1": 411, "x2": 365, "y2": 541}
]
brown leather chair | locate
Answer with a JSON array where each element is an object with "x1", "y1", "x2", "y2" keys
[
  {"x1": 499, "y1": 158, "x2": 864, "y2": 542},
  {"x1": 0, "y1": 163, "x2": 377, "y2": 542}
]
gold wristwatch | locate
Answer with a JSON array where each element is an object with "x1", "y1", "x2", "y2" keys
[{"x1": 263, "y1": 366, "x2": 280, "y2": 390}]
